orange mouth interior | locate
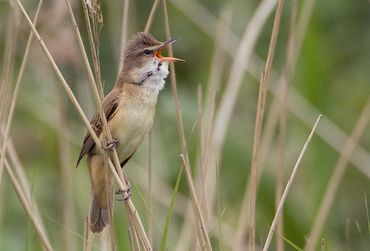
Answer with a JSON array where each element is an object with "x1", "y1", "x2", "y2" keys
[
  {"x1": 155, "y1": 50, "x2": 162, "y2": 58},
  {"x1": 155, "y1": 49, "x2": 184, "y2": 63}
]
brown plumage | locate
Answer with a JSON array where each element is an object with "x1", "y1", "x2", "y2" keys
[{"x1": 76, "y1": 32, "x2": 182, "y2": 233}]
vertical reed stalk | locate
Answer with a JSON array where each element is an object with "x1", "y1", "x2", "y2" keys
[
  {"x1": 247, "y1": 1, "x2": 284, "y2": 250},
  {"x1": 147, "y1": 130, "x2": 153, "y2": 245},
  {"x1": 144, "y1": 0, "x2": 161, "y2": 33},
  {"x1": 118, "y1": 0, "x2": 130, "y2": 74},
  {"x1": 84, "y1": 217, "x2": 91, "y2": 251},
  {"x1": 162, "y1": 0, "x2": 191, "y2": 167},
  {"x1": 197, "y1": 85, "x2": 209, "y2": 223}
]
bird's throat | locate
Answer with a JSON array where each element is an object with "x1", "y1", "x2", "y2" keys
[{"x1": 128, "y1": 59, "x2": 169, "y2": 94}]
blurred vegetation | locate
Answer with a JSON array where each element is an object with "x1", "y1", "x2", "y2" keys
[{"x1": 0, "y1": 0, "x2": 369, "y2": 250}]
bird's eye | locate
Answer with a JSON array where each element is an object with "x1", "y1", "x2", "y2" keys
[{"x1": 143, "y1": 49, "x2": 153, "y2": 56}]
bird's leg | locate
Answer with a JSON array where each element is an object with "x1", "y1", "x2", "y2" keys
[
  {"x1": 103, "y1": 138, "x2": 118, "y2": 150},
  {"x1": 115, "y1": 173, "x2": 131, "y2": 201},
  {"x1": 115, "y1": 182, "x2": 131, "y2": 201}
]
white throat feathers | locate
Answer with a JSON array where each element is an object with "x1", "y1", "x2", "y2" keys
[{"x1": 130, "y1": 58, "x2": 169, "y2": 94}]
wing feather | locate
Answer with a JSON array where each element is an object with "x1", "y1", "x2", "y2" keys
[{"x1": 76, "y1": 88, "x2": 121, "y2": 167}]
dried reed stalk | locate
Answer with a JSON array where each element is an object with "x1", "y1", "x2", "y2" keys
[
  {"x1": 144, "y1": 0, "x2": 161, "y2": 33},
  {"x1": 305, "y1": 99, "x2": 370, "y2": 251},
  {"x1": 84, "y1": 217, "x2": 91, "y2": 251},
  {"x1": 263, "y1": 115, "x2": 322, "y2": 251},
  {"x1": 118, "y1": 0, "x2": 130, "y2": 74},
  {"x1": 162, "y1": 0, "x2": 191, "y2": 166},
  {"x1": 147, "y1": 130, "x2": 153, "y2": 245},
  {"x1": 197, "y1": 85, "x2": 208, "y2": 223},
  {"x1": 247, "y1": 1, "x2": 284, "y2": 250}
]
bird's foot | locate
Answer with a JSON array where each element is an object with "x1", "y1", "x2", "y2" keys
[
  {"x1": 115, "y1": 184, "x2": 131, "y2": 201},
  {"x1": 103, "y1": 139, "x2": 118, "y2": 150}
]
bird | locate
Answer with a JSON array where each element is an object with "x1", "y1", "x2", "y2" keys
[{"x1": 76, "y1": 32, "x2": 183, "y2": 233}]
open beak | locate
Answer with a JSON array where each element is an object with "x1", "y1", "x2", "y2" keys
[{"x1": 155, "y1": 38, "x2": 185, "y2": 63}]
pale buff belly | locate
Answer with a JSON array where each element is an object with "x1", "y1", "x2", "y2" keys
[{"x1": 108, "y1": 103, "x2": 155, "y2": 163}]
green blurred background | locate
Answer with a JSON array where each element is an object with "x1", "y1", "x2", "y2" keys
[{"x1": 0, "y1": 0, "x2": 369, "y2": 250}]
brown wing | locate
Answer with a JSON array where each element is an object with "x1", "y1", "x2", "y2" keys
[{"x1": 76, "y1": 88, "x2": 121, "y2": 167}]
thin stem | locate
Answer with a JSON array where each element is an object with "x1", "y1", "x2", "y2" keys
[
  {"x1": 162, "y1": 0, "x2": 190, "y2": 175},
  {"x1": 148, "y1": 131, "x2": 153, "y2": 245},
  {"x1": 118, "y1": 0, "x2": 130, "y2": 74},
  {"x1": 197, "y1": 85, "x2": 208, "y2": 223},
  {"x1": 144, "y1": 0, "x2": 161, "y2": 33},
  {"x1": 248, "y1": 1, "x2": 285, "y2": 250},
  {"x1": 83, "y1": 217, "x2": 91, "y2": 251},
  {"x1": 263, "y1": 115, "x2": 322, "y2": 251}
]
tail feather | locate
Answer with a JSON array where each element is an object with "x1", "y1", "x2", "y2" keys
[{"x1": 89, "y1": 195, "x2": 110, "y2": 233}]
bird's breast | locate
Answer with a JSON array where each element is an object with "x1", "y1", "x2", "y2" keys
[{"x1": 109, "y1": 95, "x2": 156, "y2": 162}]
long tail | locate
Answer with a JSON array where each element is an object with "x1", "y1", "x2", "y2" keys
[
  {"x1": 87, "y1": 154, "x2": 113, "y2": 233},
  {"x1": 89, "y1": 194, "x2": 110, "y2": 233}
]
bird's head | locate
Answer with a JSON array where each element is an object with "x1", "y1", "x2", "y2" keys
[{"x1": 119, "y1": 32, "x2": 183, "y2": 89}]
